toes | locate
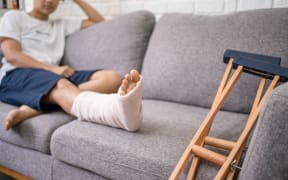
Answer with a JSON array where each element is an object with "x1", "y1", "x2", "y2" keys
[
  {"x1": 125, "y1": 74, "x2": 132, "y2": 81},
  {"x1": 120, "y1": 70, "x2": 140, "y2": 96},
  {"x1": 126, "y1": 83, "x2": 136, "y2": 92},
  {"x1": 125, "y1": 70, "x2": 140, "y2": 83},
  {"x1": 121, "y1": 79, "x2": 128, "y2": 91},
  {"x1": 120, "y1": 90, "x2": 126, "y2": 96},
  {"x1": 120, "y1": 79, "x2": 128, "y2": 96},
  {"x1": 4, "y1": 109, "x2": 20, "y2": 130},
  {"x1": 5, "y1": 119, "x2": 12, "y2": 130},
  {"x1": 130, "y1": 69, "x2": 140, "y2": 82}
]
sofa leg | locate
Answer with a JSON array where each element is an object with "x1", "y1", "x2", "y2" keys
[{"x1": 0, "y1": 165, "x2": 32, "y2": 180}]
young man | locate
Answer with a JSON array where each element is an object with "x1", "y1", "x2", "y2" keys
[{"x1": 0, "y1": 0, "x2": 143, "y2": 131}]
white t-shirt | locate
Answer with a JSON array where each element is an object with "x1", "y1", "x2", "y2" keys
[{"x1": 0, "y1": 10, "x2": 82, "y2": 84}]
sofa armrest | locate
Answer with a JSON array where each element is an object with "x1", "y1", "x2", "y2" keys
[{"x1": 239, "y1": 82, "x2": 288, "y2": 180}]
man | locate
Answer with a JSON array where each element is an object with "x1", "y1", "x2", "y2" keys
[{"x1": 0, "y1": 0, "x2": 143, "y2": 131}]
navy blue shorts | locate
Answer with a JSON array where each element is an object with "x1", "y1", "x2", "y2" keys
[{"x1": 0, "y1": 68, "x2": 98, "y2": 112}]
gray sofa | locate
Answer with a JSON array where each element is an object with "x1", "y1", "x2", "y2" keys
[{"x1": 0, "y1": 8, "x2": 288, "y2": 180}]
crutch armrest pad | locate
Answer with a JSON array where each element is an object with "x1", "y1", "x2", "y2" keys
[
  {"x1": 223, "y1": 49, "x2": 281, "y2": 65},
  {"x1": 235, "y1": 56, "x2": 288, "y2": 82},
  {"x1": 223, "y1": 49, "x2": 288, "y2": 82}
]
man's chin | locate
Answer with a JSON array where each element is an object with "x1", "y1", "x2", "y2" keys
[{"x1": 43, "y1": 8, "x2": 56, "y2": 15}]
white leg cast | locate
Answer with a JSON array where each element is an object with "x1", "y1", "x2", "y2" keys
[{"x1": 70, "y1": 76, "x2": 143, "y2": 131}]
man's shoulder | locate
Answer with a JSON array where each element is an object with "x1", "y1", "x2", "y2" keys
[
  {"x1": 3, "y1": 10, "x2": 22, "y2": 17},
  {"x1": 2, "y1": 10, "x2": 23, "y2": 21}
]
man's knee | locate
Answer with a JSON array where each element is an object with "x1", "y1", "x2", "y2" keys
[
  {"x1": 91, "y1": 70, "x2": 122, "y2": 86},
  {"x1": 56, "y1": 78, "x2": 74, "y2": 89},
  {"x1": 109, "y1": 71, "x2": 122, "y2": 86},
  {"x1": 42, "y1": 78, "x2": 75, "y2": 105}
]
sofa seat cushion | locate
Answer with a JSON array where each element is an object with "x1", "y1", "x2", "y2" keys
[
  {"x1": 0, "y1": 102, "x2": 75, "y2": 154},
  {"x1": 51, "y1": 100, "x2": 248, "y2": 179},
  {"x1": 63, "y1": 10, "x2": 155, "y2": 76}
]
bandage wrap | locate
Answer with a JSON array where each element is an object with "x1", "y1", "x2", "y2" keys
[{"x1": 71, "y1": 77, "x2": 143, "y2": 131}]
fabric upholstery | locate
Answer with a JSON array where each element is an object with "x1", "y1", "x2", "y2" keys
[
  {"x1": 0, "y1": 102, "x2": 75, "y2": 153},
  {"x1": 62, "y1": 11, "x2": 155, "y2": 76},
  {"x1": 141, "y1": 8, "x2": 288, "y2": 113},
  {"x1": 239, "y1": 82, "x2": 288, "y2": 180},
  {"x1": 0, "y1": 49, "x2": 2, "y2": 67},
  {"x1": 53, "y1": 160, "x2": 108, "y2": 180},
  {"x1": 51, "y1": 100, "x2": 248, "y2": 180},
  {"x1": 0, "y1": 140, "x2": 52, "y2": 180}
]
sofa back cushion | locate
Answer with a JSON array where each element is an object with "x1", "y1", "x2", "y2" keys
[
  {"x1": 141, "y1": 8, "x2": 288, "y2": 113},
  {"x1": 63, "y1": 11, "x2": 155, "y2": 76}
]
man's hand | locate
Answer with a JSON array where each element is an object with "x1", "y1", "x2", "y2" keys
[{"x1": 49, "y1": 65, "x2": 75, "y2": 78}]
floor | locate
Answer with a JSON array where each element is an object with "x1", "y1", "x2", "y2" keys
[{"x1": 0, "y1": 173, "x2": 15, "y2": 180}]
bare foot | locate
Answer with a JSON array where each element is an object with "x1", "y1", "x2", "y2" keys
[
  {"x1": 120, "y1": 69, "x2": 141, "y2": 96},
  {"x1": 5, "y1": 105, "x2": 41, "y2": 130}
]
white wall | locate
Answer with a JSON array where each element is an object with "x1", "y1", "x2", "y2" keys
[{"x1": 25, "y1": 0, "x2": 288, "y2": 19}]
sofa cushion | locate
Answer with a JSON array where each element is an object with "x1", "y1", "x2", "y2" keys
[
  {"x1": 0, "y1": 102, "x2": 75, "y2": 154},
  {"x1": 51, "y1": 100, "x2": 248, "y2": 180},
  {"x1": 52, "y1": 160, "x2": 108, "y2": 180},
  {"x1": 141, "y1": 8, "x2": 288, "y2": 113},
  {"x1": 0, "y1": 140, "x2": 52, "y2": 180},
  {"x1": 62, "y1": 10, "x2": 155, "y2": 76}
]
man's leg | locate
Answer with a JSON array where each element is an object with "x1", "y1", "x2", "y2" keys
[
  {"x1": 4, "y1": 70, "x2": 121, "y2": 130},
  {"x1": 5, "y1": 70, "x2": 142, "y2": 131}
]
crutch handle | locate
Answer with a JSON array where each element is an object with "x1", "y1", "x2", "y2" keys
[{"x1": 223, "y1": 49, "x2": 288, "y2": 82}]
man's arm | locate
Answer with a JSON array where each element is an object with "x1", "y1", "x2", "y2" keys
[
  {"x1": 0, "y1": 38, "x2": 74, "y2": 77},
  {"x1": 73, "y1": 0, "x2": 105, "y2": 29}
]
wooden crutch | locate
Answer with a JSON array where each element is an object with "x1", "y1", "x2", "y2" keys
[{"x1": 170, "y1": 49, "x2": 288, "y2": 180}]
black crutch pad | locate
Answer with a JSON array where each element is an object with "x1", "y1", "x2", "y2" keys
[{"x1": 223, "y1": 49, "x2": 288, "y2": 82}]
